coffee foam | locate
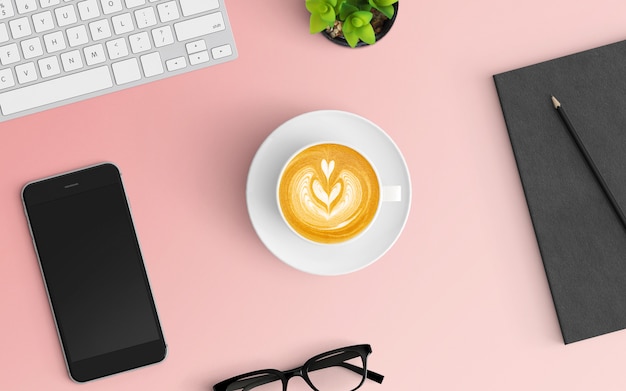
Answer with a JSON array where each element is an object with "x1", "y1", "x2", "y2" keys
[{"x1": 278, "y1": 143, "x2": 380, "y2": 244}]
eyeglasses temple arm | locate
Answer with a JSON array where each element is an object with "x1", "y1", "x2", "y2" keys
[
  {"x1": 309, "y1": 351, "x2": 384, "y2": 384},
  {"x1": 340, "y1": 362, "x2": 384, "y2": 384}
]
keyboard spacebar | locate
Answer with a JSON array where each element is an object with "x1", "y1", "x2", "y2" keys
[{"x1": 0, "y1": 66, "x2": 113, "y2": 116}]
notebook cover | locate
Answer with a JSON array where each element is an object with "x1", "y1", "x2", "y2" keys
[{"x1": 494, "y1": 40, "x2": 626, "y2": 344}]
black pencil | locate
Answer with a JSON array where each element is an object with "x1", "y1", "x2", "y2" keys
[{"x1": 551, "y1": 95, "x2": 626, "y2": 228}]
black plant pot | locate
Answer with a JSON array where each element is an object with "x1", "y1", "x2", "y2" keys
[{"x1": 321, "y1": 2, "x2": 398, "y2": 48}]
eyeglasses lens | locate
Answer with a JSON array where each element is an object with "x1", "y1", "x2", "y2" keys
[
  {"x1": 307, "y1": 350, "x2": 366, "y2": 391},
  {"x1": 226, "y1": 372, "x2": 284, "y2": 391}
]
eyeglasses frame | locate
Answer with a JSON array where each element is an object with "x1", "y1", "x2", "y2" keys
[{"x1": 213, "y1": 344, "x2": 384, "y2": 391}]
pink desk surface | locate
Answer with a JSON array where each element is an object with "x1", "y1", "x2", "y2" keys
[{"x1": 3, "y1": 1, "x2": 626, "y2": 390}]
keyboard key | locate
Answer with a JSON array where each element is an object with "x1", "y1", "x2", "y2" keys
[
  {"x1": 39, "y1": 0, "x2": 60, "y2": 8},
  {"x1": 101, "y1": 0, "x2": 122, "y2": 14},
  {"x1": 77, "y1": 0, "x2": 100, "y2": 21},
  {"x1": 15, "y1": 61, "x2": 37, "y2": 83},
  {"x1": 185, "y1": 39, "x2": 206, "y2": 54},
  {"x1": 125, "y1": 0, "x2": 144, "y2": 8},
  {"x1": 0, "y1": 67, "x2": 15, "y2": 89},
  {"x1": 60, "y1": 49, "x2": 83, "y2": 71},
  {"x1": 16, "y1": 0, "x2": 38, "y2": 14},
  {"x1": 0, "y1": 0, "x2": 15, "y2": 20},
  {"x1": 32, "y1": 10, "x2": 54, "y2": 33},
  {"x1": 157, "y1": 1, "x2": 179, "y2": 23},
  {"x1": 179, "y1": 0, "x2": 218, "y2": 17},
  {"x1": 140, "y1": 51, "x2": 162, "y2": 77},
  {"x1": 0, "y1": 43, "x2": 19, "y2": 64},
  {"x1": 43, "y1": 30, "x2": 65, "y2": 52},
  {"x1": 211, "y1": 44, "x2": 232, "y2": 59},
  {"x1": 112, "y1": 12, "x2": 134, "y2": 34},
  {"x1": 0, "y1": 23, "x2": 7, "y2": 42},
  {"x1": 21, "y1": 37, "x2": 43, "y2": 59},
  {"x1": 165, "y1": 56, "x2": 185, "y2": 71},
  {"x1": 174, "y1": 12, "x2": 224, "y2": 41},
  {"x1": 112, "y1": 57, "x2": 140, "y2": 84},
  {"x1": 9, "y1": 17, "x2": 31, "y2": 38},
  {"x1": 189, "y1": 50, "x2": 208, "y2": 65},
  {"x1": 129, "y1": 31, "x2": 150, "y2": 53},
  {"x1": 55, "y1": 4, "x2": 76, "y2": 26},
  {"x1": 134, "y1": 6, "x2": 156, "y2": 28},
  {"x1": 38, "y1": 55, "x2": 60, "y2": 77},
  {"x1": 67, "y1": 24, "x2": 88, "y2": 47},
  {"x1": 0, "y1": 66, "x2": 113, "y2": 115},
  {"x1": 106, "y1": 37, "x2": 128, "y2": 59},
  {"x1": 89, "y1": 18, "x2": 111, "y2": 40},
  {"x1": 83, "y1": 43, "x2": 105, "y2": 65},
  {"x1": 151, "y1": 25, "x2": 173, "y2": 47}
]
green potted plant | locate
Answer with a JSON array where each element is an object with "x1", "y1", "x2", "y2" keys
[{"x1": 306, "y1": 0, "x2": 399, "y2": 48}]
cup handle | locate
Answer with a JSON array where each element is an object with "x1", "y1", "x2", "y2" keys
[{"x1": 382, "y1": 186, "x2": 402, "y2": 202}]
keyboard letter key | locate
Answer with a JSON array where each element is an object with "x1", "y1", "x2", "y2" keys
[
  {"x1": 55, "y1": 4, "x2": 77, "y2": 26},
  {"x1": 77, "y1": 0, "x2": 100, "y2": 21},
  {"x1": 15, "y1": 62, "x2": 37, "y2": 84},
  {"x1": 0, "y1": 67, "x2": 15, "y2": 89},
  {"x1": 0, "y1": 43, "x2": 20, "y2": 65},
  {"x1": 101, "y1": 0, "x2": 122, "y2": 14}
]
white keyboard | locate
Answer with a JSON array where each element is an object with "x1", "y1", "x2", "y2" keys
[{"x1": 0, "y1": 0, "x2": 237, "y2": 122}]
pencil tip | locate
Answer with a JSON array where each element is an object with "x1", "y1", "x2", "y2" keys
[{"x1": 551, "y1": 95, "x2": 561, "y2": 109}]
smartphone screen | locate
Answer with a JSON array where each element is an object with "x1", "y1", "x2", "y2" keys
[{"x1": 22, "y1": 163, "x2": 166, "y2": 382}]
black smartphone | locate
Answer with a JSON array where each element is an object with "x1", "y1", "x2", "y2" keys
[{"x1": 22, "y1": 163, "x2": 166, "y2": 382}]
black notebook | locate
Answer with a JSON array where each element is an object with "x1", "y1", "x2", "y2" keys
[{"x1": 494, "y1": 40, "x2": 626, "y2": 344}]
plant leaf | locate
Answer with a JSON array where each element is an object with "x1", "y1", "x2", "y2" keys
[
  {"x1": 306, "y1": 0, "x2": 338, "y2": 22},
  {"x1": 309, "y1": 13, "x2": 331, "y2": 34},
  {"x1": 305, "y1": 0, "x2": 321, "y2": 13},
  {"x1": 368, "y1": 0, "x2": 396, "y2": 17},
  {"x1": 378, "y1": 4, "x2": 394, "y2": 18},
  {"x1": 334, "y1": 0, "x2": 346, "y2": 13},
  {"x1": 343, "y1": 29, "x2": 359, "y2": 48},
  {"x1": 357, "y1": 24, "x2": 376, "y2": 44},
  {"x1": 370, "y1": 0, "x2": 397, "y2": 6},
  {"x1": 343, "y1": 10, "x2": 372, "y2": 41},
  {"x1": 339, "y1": 3, "x2": 359, "y2": 20},
  {"x1": 353, "y1": 10, "x2": 373, "y2": 23},
  {"x1": 307, "y1": 0, "x2": 337, "y2": 8}
]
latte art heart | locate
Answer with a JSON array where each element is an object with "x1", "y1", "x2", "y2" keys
[
  {"x1": 321, "y1": 159, "x2": 334, "y2": 180},
  {"x1": 278, "y1": 144, "x2": 380, "y2": 244},
  {"x1": 296, "y1": 165, "x2": 361, "y2": 222},
  {"x1": 311, "y1": 178, "x2": 341, "y2": 212}
]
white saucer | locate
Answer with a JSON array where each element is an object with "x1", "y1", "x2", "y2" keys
[{"x1": 246, "y1": 110, "x2": 411, "y2": 275}]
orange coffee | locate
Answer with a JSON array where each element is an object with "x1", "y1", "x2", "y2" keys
[{"x1": 278, "y1": 143, "x2": 380, "y2": 244}]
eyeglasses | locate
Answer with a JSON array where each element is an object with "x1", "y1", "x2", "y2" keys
[{"x1": 213, "y1": 344, "x2": 384, "y2": 391}]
